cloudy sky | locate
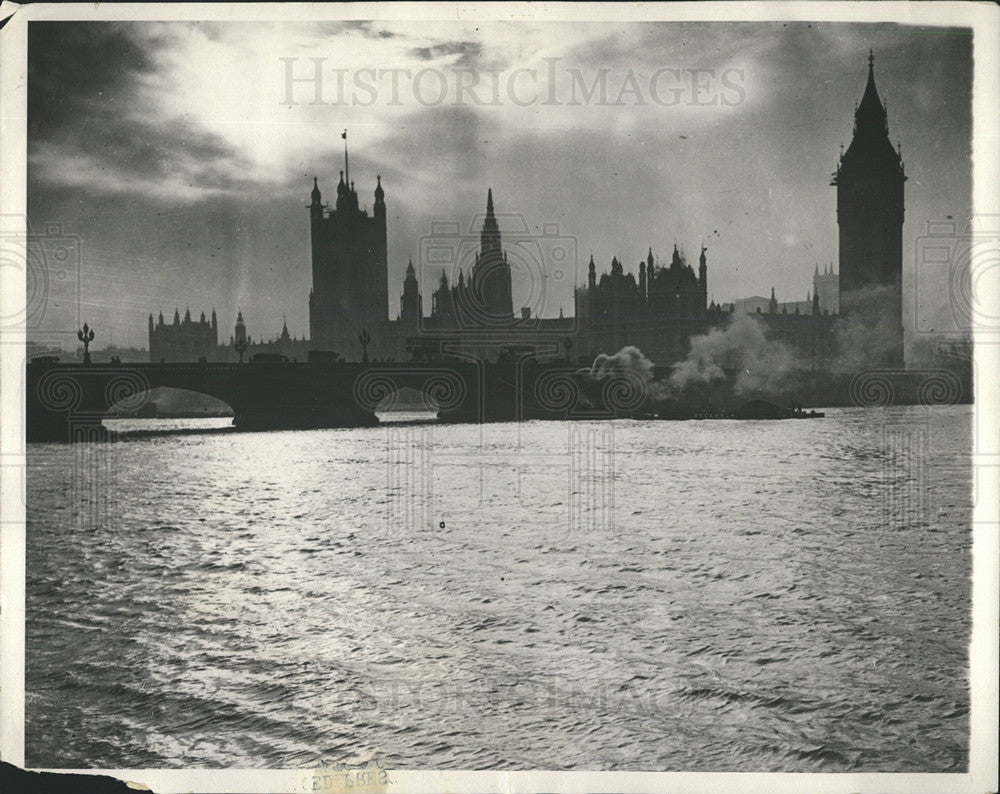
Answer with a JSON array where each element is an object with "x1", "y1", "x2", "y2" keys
[{"x1": 27, "y1": 19, "x2": 971, "y2": 349}]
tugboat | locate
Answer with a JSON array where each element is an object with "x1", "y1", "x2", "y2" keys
[
  {"x1": 730, "y1": 399, "x2": 824, "y2": 420},
  {"x1": 631, "y1": 399, "x2": 824, "y2": 421}
]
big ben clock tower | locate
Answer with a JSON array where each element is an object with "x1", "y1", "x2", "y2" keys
[{"x1": 832, "y1": 51, "x2": 906, "y2": 367}]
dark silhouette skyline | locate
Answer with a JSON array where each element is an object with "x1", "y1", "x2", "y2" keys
[{"x1": 25, "y1": 22, "x2": 971, "y2": 353}]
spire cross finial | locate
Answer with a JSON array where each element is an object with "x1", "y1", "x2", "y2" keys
[{"x1": 341, "y1": 129, "x2": 350, "y2": 189}]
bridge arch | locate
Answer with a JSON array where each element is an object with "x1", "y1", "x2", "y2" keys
[{"x1": 103, "y1": 386, "x2": 235, "y2": 423}]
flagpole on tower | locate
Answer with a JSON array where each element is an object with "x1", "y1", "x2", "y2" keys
[{"x1": 342, "y1": 129, "x2": 349, "y2": 189}]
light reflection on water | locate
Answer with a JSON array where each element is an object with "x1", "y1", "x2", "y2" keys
[{"x1": 27, "y1": 406, "x2": 971, "y2": 771}]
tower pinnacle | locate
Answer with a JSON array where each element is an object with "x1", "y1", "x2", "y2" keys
[{"x1": 342, "y1": 128, "x2": 349, "y2": 188}]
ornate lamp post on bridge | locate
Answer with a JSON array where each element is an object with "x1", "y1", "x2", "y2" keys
[
  {"x1": 78, "y1": 323, "x2": 95, "y2": 364},
  {"x1": 234, "y1": 338, "x2": 247, "y2": 363},
  {"x1": 359, "y1": 329, "x2": 372, "y2": 363}
]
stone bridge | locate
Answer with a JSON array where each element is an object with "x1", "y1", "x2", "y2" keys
[{"x1": 25, "y1": 359, "x2": 649, "y2": 442}]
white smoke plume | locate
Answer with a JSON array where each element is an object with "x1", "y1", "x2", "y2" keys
[
  {"x1": 589, "y1": 346, "x2": 654, "y2": 383},
  {"x1": 586, "y1": 287, "x2": 921, "y2": 406},
  {"x1": 667, "y1": 313, "x2": 799, "y2": 397}
]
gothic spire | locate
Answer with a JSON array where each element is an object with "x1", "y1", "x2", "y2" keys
[
  {"x1": 855, "y1": 49, "x2": 888, "y2": 139},
  {"x1": 486, "y1": 188, "x2": 494, "y2": 217}
]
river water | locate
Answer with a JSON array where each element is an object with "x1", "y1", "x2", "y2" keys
[{"x1": 24, "y1": 406, "x2": 971, "y2": 771}]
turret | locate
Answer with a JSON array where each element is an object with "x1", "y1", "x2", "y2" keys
[
  {"x1": 813, "y1": 288, "x2": 821, "y2": 316},
  {"x1": 588, "y1": 255, "x2": 596, "y2": 289},
  {"x1": 400, "y1": 257, "x2": 422, "y2": 324},
  {"x1": 173, "y1": 308, "x2": 180, "y2": 326},
  {"x1": 234, "y1": 309, "x2": 247, "y2": 345},
  {"x1": 638, "y1": 259, "x2": 647, "y2": 301},
  {"x1": 768, "y1": 287, "x2": 778, "y2": 315},
  {"x1": 374, "y1": 174, "x2": 385, "y2": 218},
  {"x1": 211, "y1": 308, "x2": 218, "y2": 333},
  {"x1": 309, "y1": 176, "x2": 323, "y2": 221},
  {"x1": 698, "y1": 244, "x2": 708, "y2": 289},
  {"x1": 335, "y1": 170, "x2": 349, "y2": 211}
]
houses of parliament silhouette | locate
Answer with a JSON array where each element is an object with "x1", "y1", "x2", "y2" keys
[{"x1": 149, "y1": 52, "x2": 904, "y2": 370}]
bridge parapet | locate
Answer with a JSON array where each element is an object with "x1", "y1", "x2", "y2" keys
[{"x1": 25, "y1": 358, "x2": 652, "y2": 442}]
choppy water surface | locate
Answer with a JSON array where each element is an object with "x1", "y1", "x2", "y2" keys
[{"x1": 26, "y1": 406, "x2": 971, "y2": 770}]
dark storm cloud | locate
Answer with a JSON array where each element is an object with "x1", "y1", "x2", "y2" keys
[
  {"x1": 312, "y1": 20, "x2": 398, "y2": 40},
  {"x1": 33, "y1": 113, "x2": 256, "y2": 193},
  {"x1": 27, "y1": 21, "x2": 151, "y2": 138},
  {"x1": 408, "y1": 41, "x2": 484, "y2": 67},
  {"x1": 28, "y1": 20, "x2": 254, "y2": 200}
]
